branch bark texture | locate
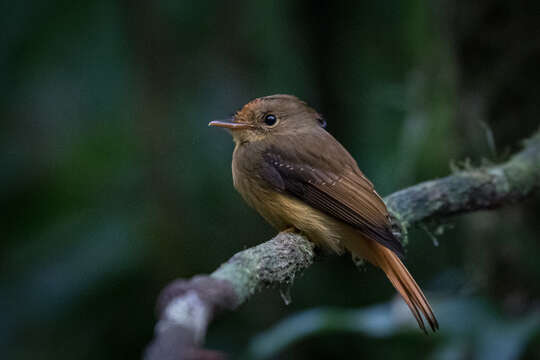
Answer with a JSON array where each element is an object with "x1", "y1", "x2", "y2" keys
[{"x1": 144, "y1": 130, "x2": 540, "y2": 360}]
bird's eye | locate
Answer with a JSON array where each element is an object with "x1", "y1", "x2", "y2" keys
[
  {"x1": 264, "y1": 114, "x2": 278, "y2": 126},
  {"x1": 318, "y1": 118, "x2": 327, "y2": 128}
]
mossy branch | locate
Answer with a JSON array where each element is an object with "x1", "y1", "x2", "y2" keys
[{"x1": 144, "y1": 130, "x2": 540, "y2": 360}]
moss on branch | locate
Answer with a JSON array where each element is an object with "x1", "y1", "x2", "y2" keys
[
  {"x1": 211, "y1": 232, "x2": 315, "y2": 304},
  {"x1": 386, "y1": 130, "x2": 540, "y2": 228}
]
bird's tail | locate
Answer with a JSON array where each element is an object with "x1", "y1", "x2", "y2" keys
[
  {"x1": 376, "y1": 244, "x2": 438, "y2": 332},
  {"x1": 345, "y1": 237, "x2": 438, "y2": 333}
]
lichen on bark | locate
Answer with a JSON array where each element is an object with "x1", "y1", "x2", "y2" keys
[{"x1": 211, "y1": 232, "x2": 315, "y2": 305}]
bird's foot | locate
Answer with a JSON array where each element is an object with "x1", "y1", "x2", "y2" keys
[{"x1": 279, "y1": 226, "x2": 299, "y2": 235}]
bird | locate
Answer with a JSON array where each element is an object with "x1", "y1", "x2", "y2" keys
[{"x1": 209, "y1": 94, "x2": 438, "y2": 332}]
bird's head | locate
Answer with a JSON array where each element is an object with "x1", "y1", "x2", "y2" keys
[{"x1": 209, "y1": 94, "x2": 326, "y2": 144}]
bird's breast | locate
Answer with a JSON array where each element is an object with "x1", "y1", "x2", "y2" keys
[
  {"x1": 231, "y1": 142, "x2": 346, "y2": 254},
  {"x1": 232, "y1": 144, "x2": 287, "y2": 229}
]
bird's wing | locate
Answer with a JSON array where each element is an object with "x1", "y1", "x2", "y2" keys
[{"x1": 259, "y1": 137, "x2": 404, "y2": 258}]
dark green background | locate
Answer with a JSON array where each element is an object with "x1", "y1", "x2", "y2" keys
[{"x1": 2, "y1": 1, "x2": 540, "y2": 359}]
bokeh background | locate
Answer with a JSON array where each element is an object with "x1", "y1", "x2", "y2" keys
[{"x1": 2, "y1": 1, "x2": 540, "y2": 359}]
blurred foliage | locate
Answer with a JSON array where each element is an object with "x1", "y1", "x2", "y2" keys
[
  {"x1": 246, "y1": 298, "x2": 540, "y2": 360},
  {"x1": 1, "y1": 0, "x2": 539, "y2": 359}
]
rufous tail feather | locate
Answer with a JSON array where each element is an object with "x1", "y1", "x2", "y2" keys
[
  {"x1": 377, "y1": 245, "x2": 438, "y2": 332},
  {"x1": 346, "y1": 238, "x2": 439, "y2": 333}
]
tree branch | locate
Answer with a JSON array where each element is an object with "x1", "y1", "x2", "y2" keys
[{"x1": 144, "y1": 130, "x2": 540, "y2": 360}]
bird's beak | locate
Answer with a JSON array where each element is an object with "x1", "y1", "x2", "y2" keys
[{"x1": 208, "y1": 118, "x2": 251, "y2": 130}]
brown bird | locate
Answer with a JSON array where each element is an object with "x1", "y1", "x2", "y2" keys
[{"x1": 209, "y1": 94, "x2": 438, "y2": 332}]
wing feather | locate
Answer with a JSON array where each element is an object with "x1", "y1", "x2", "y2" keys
[{"x1": 261, "y1": 141, "x2": 404, "y2": 258}]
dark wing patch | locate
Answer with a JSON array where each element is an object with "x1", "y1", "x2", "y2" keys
[
  {"x1": 259, "y1": 160, "x2": 285, "y2": 190},
  {"x1": 262, "y1": 150, "x2": 404, "y2": 258}
]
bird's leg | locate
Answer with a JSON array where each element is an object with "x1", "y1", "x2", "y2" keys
[{"x1": 279, "y1": 226, "x2": 299, "y2": 234}]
